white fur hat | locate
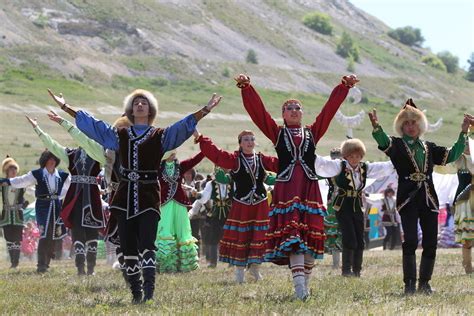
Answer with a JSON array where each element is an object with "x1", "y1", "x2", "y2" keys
[
  {"x1": 2, "y1": 156, "x2": 19, "y2": 175},
  {"x1": 393, "y1": 98, "x2": 428, "y2": 136},
  {"x1": 123, "y1": 89, "x2": 158, "y2": 125}
]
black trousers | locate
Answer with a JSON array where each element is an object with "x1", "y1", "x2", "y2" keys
[
  {"x1": 3, "y1": 225, "x2": 23, "y2": 242},
  {"x1": 37, "y1": 216, "x2": 56, "y2": 271},
  {"x1": 383, "y1": 226, "x2": 398, "y2": 250},
  {"x1": 117, "y1": 211, "x2": 159, "y2": 275},
  {"x1": 3, "y1": 225, "x2": 23, "y2": 266},
  {"x1": 336, "y1": 208, "x2": 365, "y2": 251},
  {"x1": 400, "y1": 198, "x2": 438, "y2": 259},
  {"x1": 190, "y1": 218, "x2": 203, "y2": 255}
]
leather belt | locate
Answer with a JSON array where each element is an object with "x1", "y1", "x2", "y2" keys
[
  {"x1": 120, "y1": 167, "x2": 158, "y2": 183},
  {"x1": 37, "y1": 194, "x2": 59, "y2": 201},
  {"x1": 338, "y1": 189, "x2": 362, "y2": 198}
]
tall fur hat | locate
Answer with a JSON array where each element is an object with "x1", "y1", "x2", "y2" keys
[
  {"x1": 341, "y1": 138, "x2": 366, "y2": 158},
  {"x1": 123, "y1": 89, "x2": 158, "y2": 125},
  {"x1": 2, "y1": 156, "x2": 19, "y2": 175},
  {"x1": 393, "y1": 98, "x2": 428, "y2": 136}
]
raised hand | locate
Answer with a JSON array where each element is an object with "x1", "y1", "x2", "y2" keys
[
  {"x1": 342, "y1": 74, "x2": 359, "y2": 88},
  {"x1": 47, "y1": 89, "x2": 77, "y2": 118},
  {"x1": 47, "y1": 110, "x2": 63, "y2": 124},
  {"x1": 47, "y1": 89, "x2": 66, "y2": 108},
  {"x1": 205, "y1": 93, "x2": 222, "y2": 112},
  {"x1": 368, "y1": 109, "x2": 379, "y2": 128},
  {"x1": 193, "y1": 129, "x2": 202, "y2": 143},
  {"x1": 234, "y1": 74, "x2": 250, "y2": 88},
  {"x1": 25, "y1": 115, "x2": 38, "y2": 128},
  {"x1": 461, "y1": 114, "x2": 473, "y2": 133}
]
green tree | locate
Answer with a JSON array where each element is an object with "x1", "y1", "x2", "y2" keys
[
  {"x1": 388, "y1": 26, "x2": 424, "y2": 47},
  {"x1": 336, "y1": 32, "x2": 360, "y2": 62},
  {"x1": 246, "y1": 49, "x2": 258, "y2": 64},
  {"x1": 302, "y1": 12, "x2": 333, "y2": 35},
  {"x1": 466, "y1": 52, "x2": 474, "y2": 82},
  {"x1": 437, "y1": 51, "x2": 459, "y2": 74},
  {"x1": 421, "y1": 55, "x2": 447, "y2": 72}
]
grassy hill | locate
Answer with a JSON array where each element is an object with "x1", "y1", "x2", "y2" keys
[{"x1": 0, "y1": 0, "x2": 472, "y2": 173}]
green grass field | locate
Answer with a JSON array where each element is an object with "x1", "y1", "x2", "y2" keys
[{"x1": 0, "y1": 248, "x2": 472, "y2": 314}]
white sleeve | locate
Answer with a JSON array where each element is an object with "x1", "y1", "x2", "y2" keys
[
  {"x1": 189, "y1": 181, "x2": 213, "y2": 217},
  {"x1": 59, "y1": 175, "x2": 71, "y2": 199},
  {"x1": 367, "y1": 161, "x2": 395, "y2": 178},
  {"x1": 315, "y1": 156, "x2": 342, "y2": 178},
  {"x1": 195, "y1": 181, "x2": 213, "y2": 204},
  {"x1": 9, "y1": 171, "x2": 37, "y2": 189}
]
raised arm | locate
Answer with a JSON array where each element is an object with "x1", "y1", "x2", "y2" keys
[
  {"x1": 369, "y1": 109, "x2": 392, "y2": 152},
  {"x1": 5, "y1": 172, "x2": 37, "y2": 189},
  {"x1": 162, "y1": 94, "x2": 222, "y2": 152},
  {"x1": 311, "y1": 75, "x2": 358, "y2": 143},
  {"x1": 195, "y1": 134, "x2": 237, "y2": 170},
  {"x1": 179, "y1": 152, "x2": 205, "y2": 174},
  {"x1": 314, "y1": 156, "x2": 343, "y2": 178},
  {"x1": 26, "y1": 116, "x2": 68, "y2": 163},
  {"x1": 440, "y1": 114, "x2": 472, "y2": 164},
  {"x1": 48, "y1": 89, "x2": 118, "y2": 151},
  {"x1": 261, "y1": 153, "x2": 279, "y2": 173},
  {"x1": 366, "y1": 161, "x2": 395, "y2": 178},
  {"x1": 75, "y1": 111, "x2": 119, "y2": 151},
  {"x1": 48, "y1": 111, "x2": 106, "y2": 165},
  {"x1": 235, "y1": 74, "x2": 279, "y2": 144}
]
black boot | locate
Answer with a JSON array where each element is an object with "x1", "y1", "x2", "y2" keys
[
  {"x1": 403, "y1": 255, "x2": 416, "y2": 295},
  {"x1": 418, "y1": 256, "x2": 435, "y2": 295},
  {"x1": 86, "y1": 241, "x2": 97, "y2": 275},
  {"x1": 141, "y1": 249, "x2": 156, "y2": 302},
  {"x1": 116, "y1": 247, "x2": 129, "y2": 284},
  {"x1": 11, "y1": 248, "x2": 20, "y2": 268},
  {"x1": 128, "y1": 272, "x2": 143, "y2": 304},
  {"x1": 74, "y1": 241, "x2": 86, "y2": 275},
  {"x1": 142, "y1": 268, "x2": 156, "y2": 302},
  {"x1": 352, "y1": 249, "x2": 363, "y2": 277},
  {"x1": 341, "y1": 248, "x2": 354, "y2": 276},
  {"x1": 208, "y1": 244, "x2": 217, "y2": 268}
]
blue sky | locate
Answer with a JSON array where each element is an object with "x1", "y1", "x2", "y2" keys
[{"x1": 350, "y1": 0, "x2": 474, "y2": 68}]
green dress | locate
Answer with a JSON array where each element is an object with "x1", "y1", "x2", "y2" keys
[{"x1": 155, "y1": 161, "x2": 199, "y2": 273}]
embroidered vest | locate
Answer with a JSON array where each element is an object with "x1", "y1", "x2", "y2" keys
[
  {"x1": 231, "y1": 152, "x2": 267, "y2": 205},
  {"x1": 0, "y1": 186, "x2": 25, "y2": 226},
  {"x1": 274, "y1": 127, "x2": 317, "y2": 181},
  {"x1": 112, "y1": 126, "x2": 163, "y2": 219},
  {"x1": 332, "y1": 161, "x2": 368, "y2": 212},
  {"x1": 62, "y1": 148, "x2": 104, "y2": 228},
  {"x1": 385, "y1": 137, "x2": 443, "y2": 212}
]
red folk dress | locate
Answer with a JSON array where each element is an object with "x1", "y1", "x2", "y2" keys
[
  {"x1": 198, "y1": 136, "x2": 278, "y2": 266},
  {"x1": 239, "y1": 82, "x2": 349, "y2": 265}
]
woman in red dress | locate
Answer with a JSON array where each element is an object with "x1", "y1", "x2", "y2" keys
[
  {"x1": 234, "y1": 74, "x2": 359, "y2": 300},
  {"x1": 195, "y1": 130, "x2": 278, "y2": 284}
]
